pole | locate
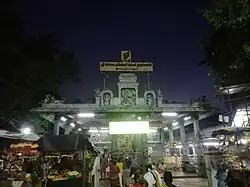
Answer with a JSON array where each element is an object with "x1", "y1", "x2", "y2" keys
[
  {"x1": 103, "y1": 74, "x2": 106, "y2": 90},
  {"x1": 219, "y1": 95, "x2": 226, "y2": 127},
  {"x1": 101, "y1": 73, "x2": 107, "y2": 90},
  {"x1": 147, "y1": 72, "x2": 150, "y2": 90},
  {"x1": 243, "y1": 87, "x2": 250, "y2": 127},
  {"x1": 227, "y1": 89, "x2": 234, "y2": 122},
  {"x1": 81, "y1": 149, "x2": 85, "y2": 187},
  {"x1": 43, "y1": 155, "x2": 48, "y2": 187}
]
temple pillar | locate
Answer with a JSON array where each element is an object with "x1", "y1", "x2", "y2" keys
[
  {"x1": 64, "y1": 126, "x2": 71, "y2": 134},
  {"x1": 193, "y1": 114, "x2": 203, "y2": 176},
  {"x1": 179, "y1": 119, "x2": 189, "y2": 161},
  {"x1": 168, "y1": 126, "x2": 174, "y2": 148},
  {"x1": 53, "y1": 121, "x2": 60, "y2": 135},
  {"x1": 52, "y1": 115, "x2": 59, "y2": 135},
  {"x1": 95, "y1": 95, "x2": 101, "y2": 106},
  {"x1": 160, "y1": 128, "x2": 165, "y2": 157},
  {"x1": 192, "y1": 146, "x2": 196, "y2": 156},
  {"x1": 156, "y1": 89, "x2": 163, "y2": 106},
  {"x1": 168, "y1": 126, "x2": 175, "y2": 156},
  {"x1": 193, "y1": 115, "x2": 201, "y2": 156}
]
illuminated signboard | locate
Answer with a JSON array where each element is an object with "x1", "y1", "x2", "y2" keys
[
  {"x1": 100, "y1": 50, "x2": 153, "y2": 72},
  {"x1": 100, "y1": 62, "x2": 153, "y2": 72}
]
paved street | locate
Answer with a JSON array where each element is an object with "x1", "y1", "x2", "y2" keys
[
  {"x1": 100, "y1": 178, "x2": 208, "y2": 187},
  {"x1": 174, "y1": 178, "x2": 207, "y2": 187}
]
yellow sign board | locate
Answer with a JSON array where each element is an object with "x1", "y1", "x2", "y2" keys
[
  {"x1": 100, "y1": 50, "x2": 153, "y2": 72},
  {"x1": 100, "y1": 62, "x2": 153, "y2": 72}
]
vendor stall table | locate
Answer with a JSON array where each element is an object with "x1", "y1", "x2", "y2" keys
[{"x1": 37, "y1": 134, "x2": 98, "y2": 187}]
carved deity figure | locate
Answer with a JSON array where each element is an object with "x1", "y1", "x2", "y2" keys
[
  {"x1": 94, "y1": 88, "x2": 101, "y2": 97},
  {"x1": 103, "y1": 92, "x2": 111, "y2": 106},
  {"x1": 146, "y1": 93, "x2": 154, "y2": 106},
  {"x1": 157, "y1": 88, "x2": 163, "y2": 97},
  {"x1": 121, "y1": 88, "x2": 136, "y2": 106},
  {"x1": 42, "y1": 94, "x2": 56, "y2": 104}
]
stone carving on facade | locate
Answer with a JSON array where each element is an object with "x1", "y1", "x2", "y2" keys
[
  {"x1": 94, "y1": 88, "x2": 101, "y2": 97},
  {"x1": 101, "y1": 89, "x2": 113, "y2": 106},
  {"x1": 144, "y1": 90, "x2": 156, "y2": 107},
  {"x1": 54, "y1": 99, "x2": 65, "y2": 104},
  {"x1": 119, "y1": 73, "x2": 137, "y2": 83},
  {"x1": 44, "y1": 94, "x2": 55, "y2": 103},
  {"x1": 121, "y1": 88, "x2": 136, "y2": 106},
  {"x1": 146, "y1": 93, "x2": 154, "y2": 106},
  {"x1": 157, "y1": 89, "x2": 163, "y2": 97},
  {"x1": 103, "y1": 93, "x2": 111, "y2": 106},
  {"x1": 41, "y1": 94, "x2": 63, "y2": 104}
]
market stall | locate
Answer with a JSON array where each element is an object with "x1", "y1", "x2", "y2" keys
[
  {"x1": 37, "y1": 134, "x2": 98, "y2": 187},
  {"x1": 0, "y1": 142, "x2": 40, "y2": 187},
  {"x1": 204, "y1": 127, "x2": 250, "y2": 187}
]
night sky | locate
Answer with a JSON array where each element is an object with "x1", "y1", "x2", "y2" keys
[{"x1": 16, "y1": 0, "x2": 214, "y2": 102}]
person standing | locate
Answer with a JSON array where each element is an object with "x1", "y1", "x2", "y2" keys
[
  {"x1": 163, "y1": 171, "x2": 176, "y2": 187},
  {"x1": 144, "y1": 164, "x2": 162, "y2": 187},
  {"x1": 110, "y1": 160, "x2": 121, "y2": 187},
  {"x1": 116, "y1": 158, "x2": 124, "y2": 187},
  {"x1": 101, "y1": 154, "x2": 107, "y2": 180},
  {"x1": 215, "y1": 164, "x2": 227, "y2": 187},
  {"x1": 226, "y1": 170, "x2": 244, "y2": 187},
  {"x1": 158, "y1": 162, "x2": 165, "y2": 176},
  {"x1": 92, "y1": 154, "x2": 101, "y2": 187},
  {"x1": 122, "y1": 160, "x2": 133, "y2": 187}
]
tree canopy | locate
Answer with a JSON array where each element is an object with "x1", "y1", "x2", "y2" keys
[
  {"x1": 0, "y1": 1, "x2": 79, "y2": 127},
  {"x1": 200, "y1": 0, "x2": 250, "y2": 89}
]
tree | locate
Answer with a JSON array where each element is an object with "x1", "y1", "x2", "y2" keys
[
  {"x1": 199, "y1": 0, "x2": 250, "y2": 89},
  {"x1": 0, "y1": 1, "x2": 79, "y2": 128}
]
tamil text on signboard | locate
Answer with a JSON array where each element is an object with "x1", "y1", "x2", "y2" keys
[{"x1": 100, "y1": 62, "x2": 153, "y2": 72}]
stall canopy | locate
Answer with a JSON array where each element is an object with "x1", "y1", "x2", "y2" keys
[
  {"x1": 37, "y1": 134, "x2": 98, "y2": 153},
  {"x1": 0, "y1": 130, "x2": 40, "y2": 141},
  {"x1": 212, "y1": 127, "x2": 250, "y2": 137}
]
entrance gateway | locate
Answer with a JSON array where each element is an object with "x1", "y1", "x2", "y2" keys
[{"x1": 34, "y1": 50, "x2": 206, "y2": 163}]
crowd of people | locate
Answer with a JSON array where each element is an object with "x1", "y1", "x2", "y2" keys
[
  {"x1": 92, "y1": 153, "x2": 177, "y2": 187},
  {"x1": 215, "y1": 164, "x2": 244, "y2": 187}
]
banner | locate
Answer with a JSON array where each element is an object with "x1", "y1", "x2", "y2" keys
[{"x1": 100, "y1": 62, "x2": 153, "y2": 72}]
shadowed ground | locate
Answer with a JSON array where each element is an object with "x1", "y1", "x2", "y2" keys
[
  {"x1": 100, "y1": 178, "x2": 208, "y2": 187},
  {"x1": 174, "y1": 178, "x2": 207, "y2": 187}
]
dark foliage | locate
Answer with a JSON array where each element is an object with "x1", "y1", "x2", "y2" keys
[
  {"x1": 0, "y1": 0, "x2": 79, "y2": 127},
  {"x1": 199, "y1": 0, "x2": 250, "y2": 88}
]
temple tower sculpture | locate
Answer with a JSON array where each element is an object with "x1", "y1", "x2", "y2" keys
[
  {"x1": 118, "y1": 73, "x2": 138, "y2": 106},
  {"x1": 100, "y1": 50, "x2": 153, "y2": 154}
]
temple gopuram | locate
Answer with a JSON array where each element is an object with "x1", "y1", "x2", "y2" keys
[{"x1": 33, "y1": 50, "x2": 212, "y2": 163}]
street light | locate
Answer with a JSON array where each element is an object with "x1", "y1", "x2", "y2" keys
[
  {"x1": 70, "y1": 123, "x2": 75, "y2": 127},
  {"x1": 184, "y1": 116, "x2": 191, "y2": 121},
  {"x1": 99, "y1": 129, "x2": 109, "y2": 133},
  {"x1": 148, "y1": 129, "x2": 157, "y2": 133},
  {"x1": 60, "y1": 117, "x2": 67, "y2": 122},
  {"x1": 203, "y1": 142, "x2": 219, "y2": 146},
  {"x1": 162, "y1": 112, "x2": 177, "y2": 117},
  {"x1": 89, "y1": 129, "x2": 98, "y2": 133},
  {"x1": 78, "y1": 113, "x2": 95, "y2": 118},
  {"x1": 175, "y1": 145, "x2": 183, "y2": 148},
  {"x1": 21, "y1": 127, "x2": 31, "y2": 135},
  {"x1": 172, "y1": 122, "x2": 178, "y2": 126}
]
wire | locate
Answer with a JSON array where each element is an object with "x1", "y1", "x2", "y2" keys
[{"x1": 205, "y1": 94, "x2": 250, "y2": 104}]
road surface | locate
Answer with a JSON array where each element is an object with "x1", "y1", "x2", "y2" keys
[{"x1": 100, "y1": 178, "x2": 208, "y2": 187}]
